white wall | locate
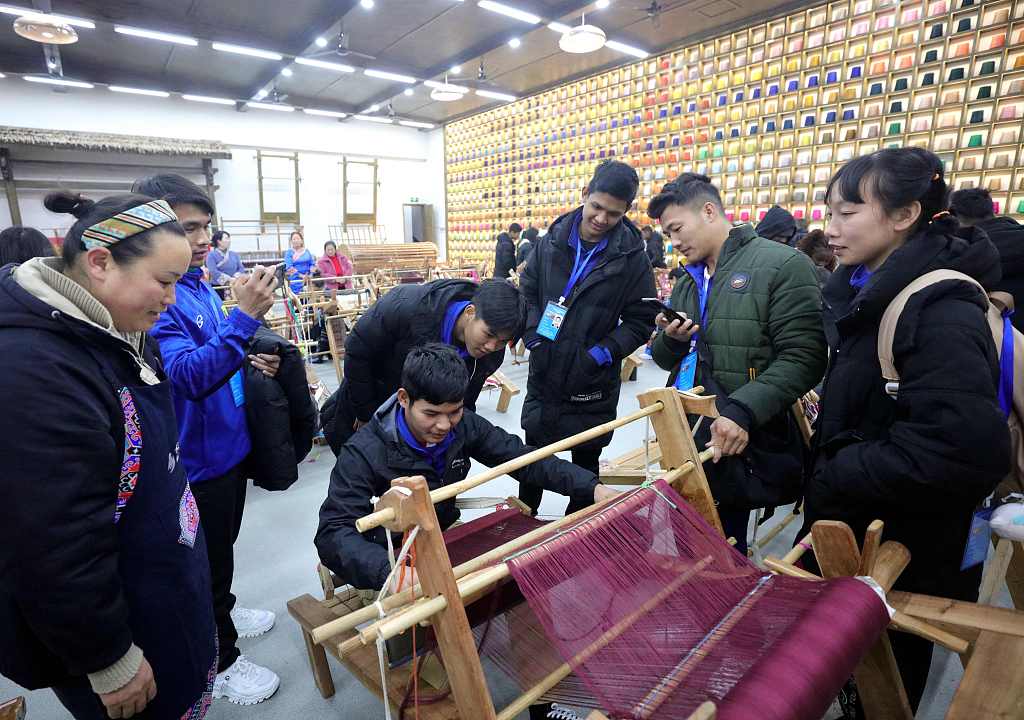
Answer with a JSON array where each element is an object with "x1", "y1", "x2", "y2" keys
[{"x1": 0, "y1": 81, "x2": 446, "y2": 255}]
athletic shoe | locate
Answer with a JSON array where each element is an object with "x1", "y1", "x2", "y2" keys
[
  {"x1": 213, "y1": 655, "x2": 280, "y2": 705},
  {"x1": 230, "y1": 606, "x2": 275, "y2": 638}
]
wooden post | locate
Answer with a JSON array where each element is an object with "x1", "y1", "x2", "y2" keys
[
  {"x1": 386, "y1": 476, "x2": 498, "y2": 720},
  {"x1": 638, "y1": 387, "x2": 723, "y2": 535}
]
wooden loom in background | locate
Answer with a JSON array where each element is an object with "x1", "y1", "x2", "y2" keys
[{"x1": 289, "y1": 387, "x2": 1024, "y2": 719}]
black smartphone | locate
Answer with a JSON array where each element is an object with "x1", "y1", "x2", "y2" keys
[{"x1": 642, "y1": 297, "x2": 685, "y2": 324}]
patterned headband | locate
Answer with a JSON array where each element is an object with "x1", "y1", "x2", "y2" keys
[{"x1": 80, "y1": 199, "x2": 178, "y2": 250}]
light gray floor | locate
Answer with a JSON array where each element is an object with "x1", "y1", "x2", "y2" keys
[{"x1": 2, "y1": 353, "x2": 1008, "y2": 719}]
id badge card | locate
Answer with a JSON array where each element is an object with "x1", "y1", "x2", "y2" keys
[
  {"x1": 229, "y1": 370, "x2": 246, "y2": 408},
  {"x1": 961, "y1": 507, "x2": 994, "y2": 571},
  {"x1": 537, "y1": 301, "x2": 568, "y2": 341},
  {"x1": 674, "y1": 349, "x2": 698, "y2": 391}
]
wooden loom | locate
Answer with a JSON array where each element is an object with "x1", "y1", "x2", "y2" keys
[{"x1": 289, "y1": 386, "x2": 1024, "y2": 719}]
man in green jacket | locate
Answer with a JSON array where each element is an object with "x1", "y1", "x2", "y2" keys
[{"x1": 649, "y1": 174, "x2": 826, "y2": 552}]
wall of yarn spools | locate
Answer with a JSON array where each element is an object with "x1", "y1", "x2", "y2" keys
[{"x1": 445, "y1": 0, "x2": 1024, "y2": 263}]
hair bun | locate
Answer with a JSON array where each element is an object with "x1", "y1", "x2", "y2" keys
[{"x1": 44, "y1": 190, "x2": 94, "y2": 219}]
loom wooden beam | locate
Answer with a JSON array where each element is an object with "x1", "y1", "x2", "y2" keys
[
  {"x1": 887, "y1": 591, "x2": 1024, "y2": 638},
  {"x1": 947, "y1": 630, "x2": 1024, "y2": 719},
  {"x1": 858, "y1": 520, "x2": 884, "y2": 576},
  {"x1": 396, "y1": 476, "x2": 497, "y2": 720},
  {"x1": 677, "y1": 387, "x2": 718, "y2": 418},
  {"x1": 638, "y1": 387, "x2": 723, "y2": 535}
]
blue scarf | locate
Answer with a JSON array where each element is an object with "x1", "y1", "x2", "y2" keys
[
  {"x1": 441, "y1": 300, "x2": 471, "y2": 359},
  {"x1": 396, "y1": 406, "x2": 455, "y2": 477},
  {"x1": 849, "y1": 264, "x2": 873, "y2": 290}
]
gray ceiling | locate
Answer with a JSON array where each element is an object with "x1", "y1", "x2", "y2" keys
[{"x1": 0, "y1": 0, "x2": 799, "y2": 125}]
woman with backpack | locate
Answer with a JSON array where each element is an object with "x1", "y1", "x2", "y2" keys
[{"x1": 802, "y1": 148, "x2": 1011, "y2": 710}]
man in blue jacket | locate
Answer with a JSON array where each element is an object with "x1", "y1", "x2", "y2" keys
[{"x1": 137, "y1": 174, "x2": 282, "y2": 706}]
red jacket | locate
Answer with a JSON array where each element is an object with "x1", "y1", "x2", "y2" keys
[{"x1": 316, "y1": 253, "x2": 353, "y2": 291}]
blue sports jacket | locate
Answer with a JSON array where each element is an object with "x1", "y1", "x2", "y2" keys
[{"x1": 150, "y1": 268, "x2": 260, "y2": 483}]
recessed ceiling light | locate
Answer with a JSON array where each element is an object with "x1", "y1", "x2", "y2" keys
[
  {"x1": 114, "y1": 25, "x2": 198, "y2": 46},
  {"x1": 295, "y1": 57, "x2": 355, "y2": 72},
  {"x1": 0, "y1": 73, "x2": 5, "y2": 78},
  {"x1": 364, "y1": 68, "x2": 417, "y2": 84},
  {"x1": 403, "y1": 87, "x2": 414, "y2": 96},
  {"x1": 477, "y1": 1, "x2": 540, "y2": 24},
  {"x1": 508, "y1": 37, "x2": 521, "y2": 48},
  {"x1": 595, "y1": 0, "x2": 610, "y2": 8},
  {"x1": 0, "y1": 5, "x2": 94, "y2": 28},
  {"x1": 23, "y1": 75, "x2": 93, "y2": 88},
  {"x1": 366, "y1": 103, "x2": 380, "y2": 112},
  {"x1": 109, "y1": 85, "x2": 169, "y2": 97},
  {"x1": 182, "y1": 94, "x2": 236, "y2": 105},
  {"x1": 399, "y1": 120, "x2": 435, "y2": 129},
  {"x1": 304, "y1": 108, "x2": 347, "y2": 118},
  {"x1": 254, "y1": 89, "x2": 268, "y2": 100},
  {"x1": 476, "y1": 88, "x2": 516, "y2": 101},
  {"x1": 211, "y1": 42, "x2": 282, "y2": 60},
  {"x1": 354, "y1": 114, "x2": 393, "y2": 124},
  {"x1": 547, "y1": 22, "x2": 572, "y2": 33},
  {"x1": 450, "y1": 65, "x2": 462, "y2": 74},
  {"x1": 360, "y1": 0, "x2": 374, "y2": 7},
  {"x1": 281, "y1": 67, "x2": 293, "y2": 76},
  {"x1": 604, "y1": 39, "x2": 648, "y2": 58},
  {"x1": 246, "y1": 101, "x2": 295, "y2": 112},
  {"x1": 315, "y1": 36, "x2": 328, "y2": 47}
]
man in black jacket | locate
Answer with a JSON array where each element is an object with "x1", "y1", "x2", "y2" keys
[
  {"x1": 316, "y1": 344, "x2": 615, "y2": 590},
  {"x1": 493, "y1": 223, "x2": 521, "y2": 279},
  {"x1": 322, "y1": 278, "x2": 526, "y2": 455},
  {"x1": 517, "y1": 226, "x2": 538, "y2": 270},
  {"x1": 950, "y1": 187, "x2": 1024, "y2": 332},
  {"x1": 641, "y1": 226, "x2": 667, "y2": 268},
  {"x1": 518, "y1": 160, "x2": 657, "y2": 515}
]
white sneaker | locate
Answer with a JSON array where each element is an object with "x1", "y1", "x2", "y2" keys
[
  {"x1": 213, "y1": 655, "x2": 280, "y2": 705},
  {"x1": 547, "y1": 705, "x2": 583, "y2": 720},
  {"x1": 231, "y1": 606, "x2": 276, "y2": 638}
]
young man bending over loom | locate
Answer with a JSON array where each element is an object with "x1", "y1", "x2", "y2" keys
[{"x1": 315, "y1": 343, "x2": 617, "y2": 593}]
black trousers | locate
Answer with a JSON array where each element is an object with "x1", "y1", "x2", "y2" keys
[
  {"x1": 518, "y1": 435, "x2": 600, "y2": 516},
  {"x1": 191, "y1": 465, "x2": 247, "y2": 672},
  {"x1": 718, "y1": 506, "x2": 751, "y2": 556}
]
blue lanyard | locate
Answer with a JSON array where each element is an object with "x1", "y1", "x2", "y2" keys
[
  {"x1": 560, "y1": 220, "x2": 607, "y2": 303},
  {"x1": 690, "y1": 270, "x2": 712, "y2": 348}
]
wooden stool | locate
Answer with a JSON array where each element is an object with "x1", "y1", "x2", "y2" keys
[
  {"x1": 488, "y1": 370, "x2": 520, "y2": 413},
  {"x1": 621, "y1": 351, "x2": 644, "y2": 382}
]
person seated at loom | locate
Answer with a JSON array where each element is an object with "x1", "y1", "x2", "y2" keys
[
  {"x1": 315, "y1": 343, "x2": 617, "y2": 592},
  {"x1": 320, "y1": 277, "x2": 526, "y2": 455}
]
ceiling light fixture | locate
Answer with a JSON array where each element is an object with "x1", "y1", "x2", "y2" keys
[
  {"x1": 14, "y1": 15, "x2": 77, "y2": 44},
  {"x1": 424, "y1": 79, "x2": 469, "y2": 93},
  {"x1": 477, "y1": 1, "x2": 540, "y2": 24},
  {"x1": 354, "y1": 114, "x2": 393, "y2": 124},
  {"x1": 304, "y1": 108, "x2": 347, "y2": 117},
  {"x1": 508, "y1": 37, "x2": 521, "y2": 48},
  {"x1": 315, "y1": 36, "x2": 328, "y2": 47},
  {"x1": 595, "y1": 0, "x2": 610, "y2": 7},
  {"x1": 254, "y1": 89, "x2": 269, "y2": 100},
  {"x1": 0, "y1": 73, "x2": 5, "y2": 78},
  {"x1": 247, "y1": 101, "x2": 295, "y2": 111},
  {"x1": 559, "y1": 12, "x2": 606, "y2": 53},
  {"x1": 211, "y1": 42, "x2": 282, "y2": 60},
  {"x1": 399, "y1": 120, "x2": 435, "y2": 129},
  {"x1": 450, "y1": 65, "x2": 462, "y2": 74},
  {"x1": 114, "y1": 25, "x2": 198, "y2": 46},
  {"x1": 403, "y1": 87, "x2": 415, "y2": 96},
  {"x1": 604, "y1": 39, "x2": 648, "y2": 58},
  {"x1": 0, "y1": 5, "x2": 94, "y2": 28},
  {"x1": 365, "y1": 103, "x2": 381, "y2": 113},
  {"x1": 364, "y1": 68, "x2": 417, "y2": 83},
  {"x1": 476, "y1": 88, "x2": 516, "y2": 101},
  {"x1": 426, "y1": 77, "x2": 468, "y2": 101},
  {"x1": 295, "y1": 57, "x2": 355, "y2": 72},
  {"x1": 109, "y1": 85, "x2": 169, "y2": 97},
  {"x1": 280, "y1": 67, "x2": 293, "y2": 76},
  {"x1": 23, "y1": 75, "x2": 93, "y2": 88},
  {"x1": 182, "y1": 94, "x2": 236, "y2": 105},
  {"x1": 547, "y1": 21, "x2": 572, "y2": 33},
  {"x1": 360, "y1": 0, "x2": 375, "y2": 8}
]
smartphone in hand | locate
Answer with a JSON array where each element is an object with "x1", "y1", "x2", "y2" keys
[{"x1": 641, "y1": 297, "x2": 685, "y2": 324}]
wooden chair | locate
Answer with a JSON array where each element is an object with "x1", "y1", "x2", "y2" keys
[{"x1": 323, "y1": 314, "x2": 349, "y2": 385}]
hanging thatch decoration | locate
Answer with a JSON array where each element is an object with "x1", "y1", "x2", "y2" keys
[{"x1": 0, "y1": 126, "x2": 232, "y2": 158}]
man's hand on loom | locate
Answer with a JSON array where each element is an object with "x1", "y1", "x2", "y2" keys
[
  {"x1": 593, "y1": 484, "x2": 620, "y2": 504},
  {"x1": 707, "y1": 417, "x2": 749, "y2": 463}
]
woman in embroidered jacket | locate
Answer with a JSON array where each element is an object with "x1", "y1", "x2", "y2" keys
[{"x1": 0, "y1": 191, "x2": 217, "y2": 720}]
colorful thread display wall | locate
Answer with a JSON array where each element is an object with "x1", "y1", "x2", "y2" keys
[{"x1": 445, "y1": 0, "x2": 1024, "y2": 264}]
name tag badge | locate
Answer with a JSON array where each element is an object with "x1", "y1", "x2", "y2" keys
[
  {"x1": 674, "y1": 349, "x2": 698, "y2": 391},
  {"x1": 537, "y1": 301, "x2": 568, "y2": 341},
  {"x1": 961, "y1": 507, "x2": 994, "y2": 571}
]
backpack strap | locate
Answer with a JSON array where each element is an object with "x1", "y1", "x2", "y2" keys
[{"x1": 877, "y1": 269, "x2": 985, "y2": 387}]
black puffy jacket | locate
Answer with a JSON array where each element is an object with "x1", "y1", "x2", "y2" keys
[
  {"x1": 976, "y1": 216, "x2": 1024, "y2": 332},
  {"x1": 493, "y1": 233, "x2": 516, "y2": 279},
  {"x1": 803, "y1": 224, "x2": 1011, "y2": 599},
  {"x1": 519, "y1": 208, "x2": 657, "y2": 449},
  {"x1": 321, "y1": 279, "x2": 505, "y2": 455},
  {"x1": 314, "y1": 395, "x2": 598, "y2": 590},
  {"x1": 243, "y1": 327, "x2": 316, "y2": 491}
]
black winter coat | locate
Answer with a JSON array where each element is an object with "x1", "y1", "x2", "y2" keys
[
  {"x1": 976, "y1": 216, "x2": 1024, "y2": 333},
  {"x1": 494, "y1": 233, "x2": 516, "y2": 279},
  {"x1": 520, "y1": 209, "x2": 657, "y2": 449},
  {"x1": 516, "y1": 239, "x2": 533, "y2": 267},
  {"x1": 315, "y1": 395, "x2": 598, "y2": 589},
  {"x1": 803, "y1": 225, "x2": 1011, "y2": 599},
  {"x1": 645, "y1": 231, "x2": 667, "y2": 268},
  {"x1": 0, "y1": 269, "x2": 164, "y2": 686},
  {"x1": 321, "y1": 279, "x2": 505, "y2": 455},
  {"x1": 243, "y1": 327, "x2": 316, "y2": 491}
]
